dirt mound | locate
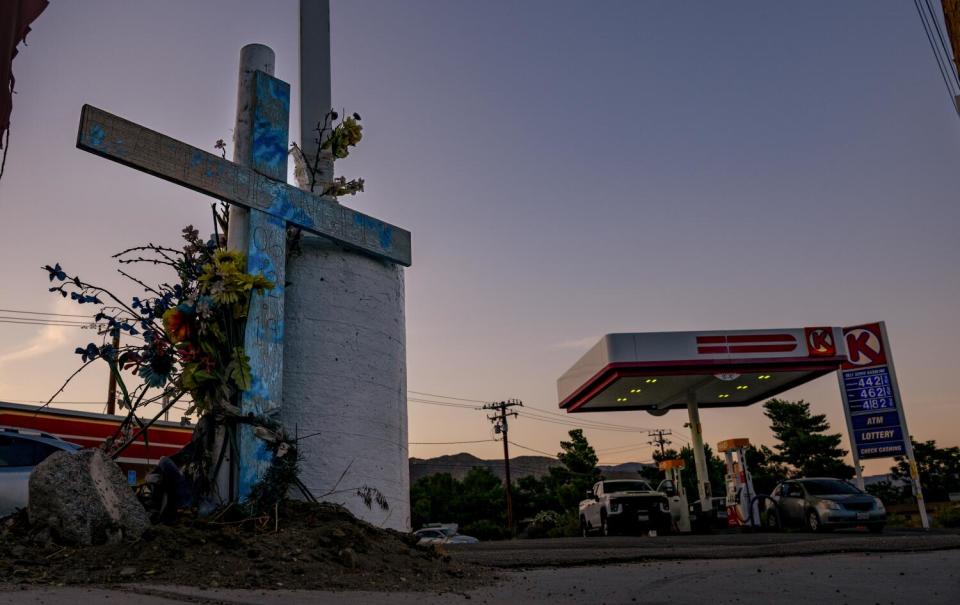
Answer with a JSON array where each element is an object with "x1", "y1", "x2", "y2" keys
[{"x1": 0, "y1": 501, "x2": 487, "y2": 591}]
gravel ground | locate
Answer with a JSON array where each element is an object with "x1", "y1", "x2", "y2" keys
[{"x1": 1, "y1": 550, "x2": 958, "y2": 604}]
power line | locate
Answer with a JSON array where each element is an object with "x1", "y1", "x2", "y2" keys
[
  {"x1": 0, "y1": 315, "x2": 93, "y2": 325},
  {"x1": 0, "y1": 319, "x2": 98, "y2": 328},
  {"x1": 0, "y1": 308, "x2": 94, "y2": 318},
  {"x1": 408, "y1": 393, "x2": 660, "y2": 434},
  {"x1": 409, "y1": 439, "x2": 497, "y2": 445},
  {"x1": 408, "y1": 390, "x2": 693, "y2": 443},
  {"x1": 596, "y1": 442, "x2": 655, "y2": 455},
  {"x1": 924, "y1": 0, "x2": 960, "y2": 88},
  {"x1": 407, "y1": 397, "x2": 480, "y2": 410},
  {"x1": 407, "y1": 390, "x2": 487, "y2": 404},
  {"x1": 508, "y1": 440, "x2": 557, "y2": 458},
  {"x1": 914, "y1": 0, "x2": 960, "y2": 108},
  {"x1": 516, "y1": 410, "x2": 653, "y2": 433}
]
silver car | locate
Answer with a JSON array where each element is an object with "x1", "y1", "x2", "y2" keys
[
  {"x1": 414, "y1": 527, "x2": 479, "y2": 545},
  {"x1": 768, "y1": 478, "x2": 886, "y2": 533},
  {"x1": 0, "y1": 428, "x2": 81, "y2": 516}
]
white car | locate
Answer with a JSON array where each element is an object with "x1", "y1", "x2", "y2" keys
[
  {"x1": 0, "y1": 428, "x2": 81, "y2": 516},
  {"x1": 414, "y1": 526, "x2": 479, "y2": 545},
  {"x1": 580, "y1": 479, "x2": 671, "y2": 536}
]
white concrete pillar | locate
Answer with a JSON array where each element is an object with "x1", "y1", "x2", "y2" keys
[
  {"x1": 686, "y1": 390, "x2": 713, "y2": 512},
  {"x1": 227, "y1": 44, "x2": 275, "y2": 254},
  {"x1": 282, "y1": 240, "x2": 409, "y2": 530}
]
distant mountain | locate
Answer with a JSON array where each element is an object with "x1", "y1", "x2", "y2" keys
[
  {"x1": 409, "y1": 452, "x2": 655, "y2": 483},
  {"x1": 598, "y1": 461, "x2": 657, "y2": 479},
  {"x1": 409, "y1": 453, "x2": 556, "y2": 483}
]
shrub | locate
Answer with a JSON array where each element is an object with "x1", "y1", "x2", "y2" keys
[
  {"x1": 460, "y1": 519, "x2": 509, "y2": 541},
  {"x1": 546, "y1": 511, "x2": 581, "y2": 538},
  {"x1": 936, "y1": 505, "x2": 960, "y2": 528},
  {"x1": 885, "y1": 512, "x2": 912, "y2": 528},
  {"x1": 523, "y1": 510, "x2": 564, "y2": 539}
]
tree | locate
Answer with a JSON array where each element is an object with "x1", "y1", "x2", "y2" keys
[
  {"x1": 865, "y1": 479, "x2": 908, "y2": 505},
  {"x1": 410, "y1": 472, "x2": 458, "y2": 529},
  {"x1": 744, "y1": 444, "x2": 789, "y2": 496},
  {"x1": 544, "y1": 429, "x2": 601, "y2": 512},
  {"x1": 763, "y1": 398, "x2": 854, "y2": 479},
  {"x1": 456, "y1": 466, "x2": 505, "y2": 529},
  {"x1": 557, "y1": 429, "x2": 600, "y2": 479},
  {"x1": 514, "y1": 475, "x2": 556, "y2": 520},
  {"x1": 891, "y1": 439, "x2": 960, "y2": 502},
  {"x1": 409, "y1": 467, "x2": 508, "y2": 540}
]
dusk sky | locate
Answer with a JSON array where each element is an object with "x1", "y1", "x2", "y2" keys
[{"x1": 0, "y1": 0, "x2": 958, "y2": 475}]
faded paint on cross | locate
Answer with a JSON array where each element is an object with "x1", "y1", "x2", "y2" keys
[
  {"x1": 75, "y1": 70, "x2": 411, "y2": 501},
  {"x1": 237, "y1": 71, "x2": 289, "y2": 499}
]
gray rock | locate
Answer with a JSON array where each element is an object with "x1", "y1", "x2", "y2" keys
[{"x1": 28, "y1": 448, "x2": 150, "y2": 546}]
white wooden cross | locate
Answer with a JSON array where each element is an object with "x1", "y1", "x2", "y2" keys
[{"x1": 75, "y1": 71, "x2": 411, "y2": 500}]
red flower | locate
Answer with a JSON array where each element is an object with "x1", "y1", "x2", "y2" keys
[{"x1": 163, "y1": 308, "x2": 195, "y2": 343}]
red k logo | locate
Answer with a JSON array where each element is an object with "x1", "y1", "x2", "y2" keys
[
  {"x1": 843, "y1": 323, "x2": 887, "y2": 369},
  {"x1": 805, "y1": 327, "x2": 836, "y2": 357}
]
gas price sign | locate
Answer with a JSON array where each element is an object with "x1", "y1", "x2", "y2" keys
[{"x1": 837, "y1": 323, "x2": 908, "y2": 460}]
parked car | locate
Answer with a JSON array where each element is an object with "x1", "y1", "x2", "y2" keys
[
  {"x1": 414, "y1": 524, "x2": 479, "y2": 545},
  {"x1": 767, "y1": 478, "x2": 885, "y2": 533},
  {"x1": 0, "y1": 428, "x2": 81, "y2": 516},
  {"x1": 580, "y1": 479, "x2": 671, "y2": 536}
]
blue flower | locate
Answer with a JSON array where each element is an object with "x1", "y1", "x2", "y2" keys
[
  {"x1": 138, "y1": 364, "x2": 168, "y2": 387},
  {"x1": 44, "y1": 263, "x2": 66, "y2": 282},
  {"x1": 75, "y1": 343, "x2": 100, "y2": 362}
]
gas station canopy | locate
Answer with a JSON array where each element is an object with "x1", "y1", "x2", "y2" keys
[{"x1": 558, "y1": 327, "x2": 847, "y2": 414}]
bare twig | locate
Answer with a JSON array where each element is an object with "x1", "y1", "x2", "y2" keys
[
  {"x1": 319, "y1": 459, "x2": 355, "y2": 497},
  {"x1": 33, "y1": 359, "x2": 96, "y2": 415},
  {"x1": 116, "y1": 269, "x2": 164, "y2": 297},
  {"x1": 110, "y1": 390, "x2": 186, "y2": 459}
]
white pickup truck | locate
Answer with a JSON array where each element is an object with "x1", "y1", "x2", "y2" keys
[{"x1": 579, "y1": 479, "x2": 671, "y2": 536}]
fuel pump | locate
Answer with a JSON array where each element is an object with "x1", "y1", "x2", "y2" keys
[
  {"x1": 718, "y1": 438, "x2": 760, "y2": 528},
  {"x1": 658, "y1": 458, "x2": 691, "y2": 533}
]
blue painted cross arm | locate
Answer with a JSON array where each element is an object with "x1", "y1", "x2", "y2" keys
[{"x1": 76, "y1": 104, "x2": 411, "y2": 267}]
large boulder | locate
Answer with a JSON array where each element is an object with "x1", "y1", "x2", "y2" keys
[{"x1": 29, "y1": 448, "x2": 150, "y2": 545}]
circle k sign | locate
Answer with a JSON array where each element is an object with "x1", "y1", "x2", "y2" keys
[
  {"x1": 805, "y1": 327, "x2": 836, "y2": 357},
  {"x1": 842, "y1": 322, "x2": 888, "y2": 369}
]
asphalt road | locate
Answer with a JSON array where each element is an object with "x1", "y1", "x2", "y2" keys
[
  {"x1": 447, "y1": 527, "x2": 960, "y2": 567},
  {"x1": 2, "y1": 550, "x2": 958, "y2": 604}
]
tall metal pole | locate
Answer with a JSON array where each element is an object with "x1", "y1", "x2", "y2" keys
[
  {"x1": 686, "y1": 390, "x2": 713, "y2": 512},
  {"x1": 299, "y1": 0, "x2": 334, "y2": 187},
  {"x1": 879, "y1": 322, "x2": 930, "y2": 530}
]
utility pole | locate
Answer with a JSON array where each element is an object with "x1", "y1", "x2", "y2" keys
[
  {"x1": 105, "y1": 330, "x2": 120, "y2": 415},
  {"x1": 647, "y1": 429, "x2": 673, "y2": 458},
  {"x1": 484, "y1": 399, "x2": 523, "y2": 535}
]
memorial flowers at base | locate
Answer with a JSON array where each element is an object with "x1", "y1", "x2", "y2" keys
[
  {"x1": 44, "y1": 226, "x2": 272, "y2": 417},
  {"x1": 39, "y1": 221, "x2": 300, "y2": 514}
]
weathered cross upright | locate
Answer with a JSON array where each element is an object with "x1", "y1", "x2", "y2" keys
[{"x1": 75, "y1": 70, "x2": 412, "y2": 501}]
